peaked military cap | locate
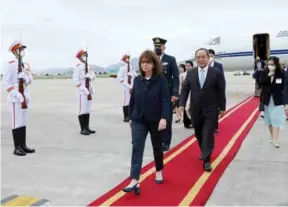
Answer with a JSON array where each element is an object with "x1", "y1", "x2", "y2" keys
[
  {"x1": 152, "y1": 37, "x2": 167, "y2": 45},
  {"x1": 9, "y1": 40, "x2": 26, "y2": 52}
]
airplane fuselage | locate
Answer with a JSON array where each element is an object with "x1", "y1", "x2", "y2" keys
[{"x1": 183, "y1": 30, "x2": 288, "y2": 71}]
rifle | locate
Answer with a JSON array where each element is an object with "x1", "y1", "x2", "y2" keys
[
  {"x1": 18, "y1": 51, "x2": 27, "y2": 109},
  {"x1": 127, "y1": 55, "x2": 131, "y2": 85},
  {"x1": 84, "y1": 52, "x2": 92, "y2": 100},
  {"x1": 126, "y1": 55, "x2": 133, "y2": 94}
]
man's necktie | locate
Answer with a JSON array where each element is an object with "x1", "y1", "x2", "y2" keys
[{"x1": 200, "y1": 69, "x2": 205, "y2": 88}]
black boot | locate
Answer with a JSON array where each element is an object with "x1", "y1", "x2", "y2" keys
[
  {"x1": 20, "y1": 126, "x2": 35, "y2": 153},
  {"x1": 78, "y1": 115, "x2": 90, "y2": 135},
  {"x1": 86, "y1": 114, "x2": 95, "y2": 133},
  {"x1": 12, "y1": 128, "x2": 26, "y2": 156},
  {"x1": 123, "y1": 106, "x2": 130, "y2": 122}
]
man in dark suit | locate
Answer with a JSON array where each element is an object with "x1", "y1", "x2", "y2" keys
[
  {"x1": 179, "y1": 48, "x2": 226, "y2": 172},
  {"x1": 208, "y1": 49, "x2": 224, "y2": 75},
  {"x1": 253, "y1": 56, "x2": 266, "y2": 97},
  {"x1": 208, "y1": 49, "x2": 225, "y2": 133},
  {"x1": 152, "y1": 37, "x2": 179, "y2": 151}
]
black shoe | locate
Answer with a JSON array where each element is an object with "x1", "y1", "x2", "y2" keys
[
  {"x1": 155, "y1": 179, "x2": 163, "y2": 184},
  {"x1": 21, "y1": 145, "x2": 35, "y2": 153},
  {"x1": 203, "y1": 162, "x2": 212, "y2": 172},
  {"x1": 122, "y1": 183, "x2": 140, "y2": 195},
  {"x1": 162, "y1": 144, "x2": 170, "y2": 152},
  {"x1": 185, "y1": 124, "x2": 193, "y2": 129},
  {"x1": 80, "y1": 129, "x2": 90, "y2": 135},
  {"x1": 123, "y1": 117, "x2": 130, "y2": 122},
  {"x1": 86, "y1": 128, "x2": 95, "y2": 133},
  {"x1": 14, "y1": 146, "x2": 26, "y2": 156}
]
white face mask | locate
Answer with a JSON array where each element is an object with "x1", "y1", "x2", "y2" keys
[
  {"x1": 20, "y1": 50, "x2": 25, "y2": 57},
  {"x1": 268, "y1": 65, "x2": 275, "y2": 71}
]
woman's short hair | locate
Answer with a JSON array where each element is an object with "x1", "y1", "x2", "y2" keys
[
  {"x1": 138, "y1": 50, "x2": 162, "y2": 76},
  {"x1": 268, "y1": 56, "x2": 281, "y2": 70},
  {"x1": 179, "y1": 64, "x2": 186, "y2": 72}
]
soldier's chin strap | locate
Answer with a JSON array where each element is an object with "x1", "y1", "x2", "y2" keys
[
  {"x1": 13, "y1": 49, "x2": 19, "y2": 58},
  {"x1": 81, "y1": 52, "x2": 88, "y2": 63}
]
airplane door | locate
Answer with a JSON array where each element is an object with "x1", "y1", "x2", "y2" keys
[{"x1": 253, "y1": 33, "x2": 270, "y2": 61}]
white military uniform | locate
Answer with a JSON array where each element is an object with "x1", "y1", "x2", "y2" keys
[
  {"x1": 72, "y1": 62, "x2": 96, "y2": 115},
  {"x1": 2, "y1": 40, "x2": 35, "y2": 156},
  {"x1": 2, "y1": 60, "x2": 32, "y2": 129},
  {"x1": 117, "y1": 64, "x2": 137, "y2": 106},
  {"x1": 117, "y1": 62, "x2": 137, "y2": 122},
  {"x1": 72, "y1": 49, "x2": 96, "y2": 135}
]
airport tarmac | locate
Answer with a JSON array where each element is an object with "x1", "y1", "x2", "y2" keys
[{"x1": 1, "y1": 73, "x2": 287, "y2": 206}]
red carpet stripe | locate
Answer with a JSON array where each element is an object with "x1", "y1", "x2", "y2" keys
[{"x1": 88, "y1": 97, "x2": 259, "y2": 206}]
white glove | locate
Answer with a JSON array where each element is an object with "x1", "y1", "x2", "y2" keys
[
  {"x1": 124, "y1": 82, "x2": 132, "y2": 89},
  {"x1": 84, "y1": 73, "x2": 91, "y2": 79},
  {"x1": 79, "y1": 86, "x2": 90, "y2": 95},
  {"x1": 18, "y1": 72, "x2": 30, "y2": 83},
  {"x1": 127, "y1": 84, "x2": 132, "y2": 89},
  {"x1": 18, "y1": 72, "x2": 25, "y2": 79},
  {"x1": 15, "y1": 92, "x2": 24, "y2": 103}
]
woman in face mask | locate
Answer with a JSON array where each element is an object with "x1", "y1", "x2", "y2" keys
[
  {"x1": 174, "y1": 64, "x2": 186, "y2": 123},
  {"x1": 259, "y1": 56, "x2": 288, "y2": 148}
]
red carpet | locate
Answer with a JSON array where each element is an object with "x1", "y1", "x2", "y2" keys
[{"x1": 88, "y1": 97, "x2": 260, "y2": 206}]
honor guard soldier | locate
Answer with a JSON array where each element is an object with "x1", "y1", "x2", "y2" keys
[
  {"x1": 153, "y1": 37, "x2": 179, "y2": 151},
  {"x1": 2, "y1": 40, "x2": 35, "y2": 156},
  {"x1": 117, "y1": 54, "x2": 137, "y2": 122},
  {"x1": 73, "y1": 49, "x2": 96, "y2": 135}
]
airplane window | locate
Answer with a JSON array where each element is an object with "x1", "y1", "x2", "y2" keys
[
  {"x1": 276, "y1": 30, "x2": 288, "y2": 37},
  {"x1": 208, "y1": 36, "x2": 220, "y2": 45}
]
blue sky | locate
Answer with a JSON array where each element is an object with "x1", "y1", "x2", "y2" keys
[{"x1": 0, "y1": 0, "x2": 287, "y2": 70}]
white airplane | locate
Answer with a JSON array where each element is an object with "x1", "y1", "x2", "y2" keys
[{"x1": 182, "y1": 29, "x2": 288, "y2": 71}]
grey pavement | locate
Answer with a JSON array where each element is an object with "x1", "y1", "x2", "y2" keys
[
  {"x1": 206, "y1": 112, "x2": 288, "y2": 206},
  {"x1": 1, "y1": 73, "x2": 286, "y2": 206}
]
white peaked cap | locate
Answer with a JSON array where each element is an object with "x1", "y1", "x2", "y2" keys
[
  {"x1": 121, "y1": 54, "x2": 130, "y2": 62},
  {"x1": 9, "y1": 40, "x2": 26, "y2": 52},
  {"x1": 75, "y1": 49, "x2": 86, "y2": 58}
]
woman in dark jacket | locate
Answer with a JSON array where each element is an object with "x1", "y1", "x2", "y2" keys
[
  {"x1": 259, "y1": 56, "x2": 288, "y2": 148},
  {"x1": 122, "y1": 50, "x2": 170, "y2": 195}
]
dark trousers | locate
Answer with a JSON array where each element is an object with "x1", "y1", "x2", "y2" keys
[
  {"x1": 215, "y1": 111, "x2": 219, "y2": 130},
  {"x1": 192, "y1": 108, "x2": 217, "y2": 162},
  {"x1": 130, "y1": 121, "x2": 164, "y2": 180},
  {"x1": 162, "y1": 102, "x2": 173, "y2": 145},
  {"x1": 183, "y1": 110, "x2": 192, "y2": 127}
]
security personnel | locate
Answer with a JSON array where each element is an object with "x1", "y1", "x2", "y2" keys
[
  {"x1": 208, "y1": 49, "x2": 225, "y2": 133},
  {"x1": 117, "y1": 54, "x2": 137, "y2": 122},
  {"x1": 152, "y1": 37, "x2": 179, "y2": 151},
  {"x1": 2, "y1": 40, "x2": 35, "y2": 156},
  {"x1": 73, "y1": 49, "x2": 96, "y2": 135}
]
